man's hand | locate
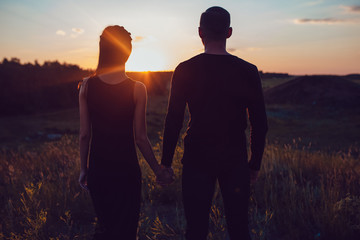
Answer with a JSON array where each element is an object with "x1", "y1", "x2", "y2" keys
[
  {"x1": 250, "y1": 170, "x2": 259, "y2": 184},
  {"x1": 155, "y1": 165, "x2": 175, "y2": 187},
  {"x1": 79, "y1": 169, "x2": 89, "y2": 191}
]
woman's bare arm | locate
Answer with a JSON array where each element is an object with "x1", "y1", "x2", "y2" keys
[
  {"x1": 133, "y1": 82, "x2": 174, "y2": 184},
  {"x1": 79, "y1": 78, "x2": 91, "y2": 190},
  {"x1": 133, "y1": 82, "x2": 161, "y2": 173}
]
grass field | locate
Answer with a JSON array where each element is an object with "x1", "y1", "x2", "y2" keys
[{"x1": 0, "y1": 77, "x2": 359, "y2": 239}]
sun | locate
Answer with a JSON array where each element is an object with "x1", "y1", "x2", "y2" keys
[{"x1": 126, "y1": 47, "x2": 167, "y2": 72}]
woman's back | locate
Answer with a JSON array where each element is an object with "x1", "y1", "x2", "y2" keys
[
  {"x1": 86, "y1": 76, "x2": 139, "y2": 177},
  {"x1": 78, "y1": 25, "x2": 170, "y2": 240}
]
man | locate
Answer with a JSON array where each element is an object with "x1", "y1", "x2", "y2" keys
[{"x1": 161, "y1": 6, "x2": 268, "y2": 240}]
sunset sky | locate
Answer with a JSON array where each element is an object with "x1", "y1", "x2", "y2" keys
[{"x1": 0, "y1": 0, "x2": 359, "y2": 75}]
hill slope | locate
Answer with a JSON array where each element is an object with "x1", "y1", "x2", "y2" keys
[{"x1": 264, "y1": 75, "x2": 360, "y2": 108}]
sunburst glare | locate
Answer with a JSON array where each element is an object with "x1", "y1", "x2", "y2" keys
[{"x1": 126, "y1": 48, "x2": 167, "y2": 72}]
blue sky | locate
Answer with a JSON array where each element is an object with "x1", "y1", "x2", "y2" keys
[{"x1": 0, "y1": 0, "x2": 359, "y2": 74}]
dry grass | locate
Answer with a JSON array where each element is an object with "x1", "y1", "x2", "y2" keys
[{"x1": 0, "y1": 135, "x2": 359, "y2": 240}]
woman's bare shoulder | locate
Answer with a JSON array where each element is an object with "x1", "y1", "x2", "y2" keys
[
  {"x1": 133, "y1": 81, "x2": 147, "y2": 103},
  {"x1": 79, "y1": 77, "x2": 91, "y2": 96},
  {"x1": 134, "y1": 81, "x2": 146, "y2": 94}
]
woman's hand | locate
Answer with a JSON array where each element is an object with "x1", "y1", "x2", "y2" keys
[
  {"x1": 155, "y1": 165, "x2": 175, "y2": 187},
  {"x1": 79, "y1": 169, "x2": 89, "y2": 191}
]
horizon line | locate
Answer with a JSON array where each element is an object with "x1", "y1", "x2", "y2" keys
[{"x1": 1, "y1": 57, "x2": 359, "y2": 76}]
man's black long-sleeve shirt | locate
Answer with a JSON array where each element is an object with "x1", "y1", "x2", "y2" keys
[{"x1": 161, "y1": 53, "x2": 268, "y2": 171}]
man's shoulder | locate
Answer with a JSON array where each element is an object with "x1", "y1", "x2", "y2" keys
[
  {"x1": 174, "y1": 54, "x2": 259, "y2": 77},
  {"x1": 179, "y1": 54, "x2": 258, "y2": 69},
  {"x1": 231, "y1": 55, "x2": 258, "y2": 71},
  {"x1": 177, "y1": 54, "x2": 204, "y2": 67}
]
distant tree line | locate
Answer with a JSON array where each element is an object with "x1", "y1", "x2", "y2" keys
[
  {"x1": 0, "y1": 58, "x2": 294, "y2": 116},
  {"x1": 259, "y1": 71, "x2": 290, "y2": 79},
  {"x1": 0, "y1": 58, "x2": 92, "y2": 116},
  {"x1": 0, "y1": 58, "x2": 171, "y2": 116}
]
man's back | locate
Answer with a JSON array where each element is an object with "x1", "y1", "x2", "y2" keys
[
  {"x1": 162, "y1": 53, "x2": 267, "y2": 171},
  {"x1": 161, "y1": 6, "x2": 268, "y2": 240}
]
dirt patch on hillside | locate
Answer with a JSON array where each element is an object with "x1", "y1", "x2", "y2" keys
[{"x1": 264, "y1": 75, "x2": 360, "y2": 108}]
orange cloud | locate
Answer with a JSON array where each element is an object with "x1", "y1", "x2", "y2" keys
[{"x1": 133, "y1": 36, "x2": 145, "y2": 42}]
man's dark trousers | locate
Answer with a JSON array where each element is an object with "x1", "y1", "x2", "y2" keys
[{"x1": 182, "y1": 157, "x2": 251, "y2": 240}]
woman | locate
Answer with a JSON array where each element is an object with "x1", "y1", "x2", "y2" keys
[{"x1": 78, "y1": 25, "x2": 173, "y2": 239}]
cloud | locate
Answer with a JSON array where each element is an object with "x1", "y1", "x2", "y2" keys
[
  {"x1": 341, "y1": 5, "x2": 360, "y2": 13},
  {"x1": 294, "y1": 18, "x2": 350, "y2": 24},
  {"x1": 70, "y1": 28, "x2": 85, "y2": 38},
  {"x1": 56, "y1": 30, "x2": 66, "y2": 36},
  {"x1": 133, "y1": 36, "x2": 145, "y2": 42},
  {"x1": 132, "y1": 36, "x2": 157, "y2": 46},
  {"x1": 294, "y1": 5, "x2": 360, "y2": 25},
  {"x1": 228, "y1": 48, "x2": 237, "y2": 53},
  {"x1": 72, "y1": 28, "x2": 84, "y2": 34}
]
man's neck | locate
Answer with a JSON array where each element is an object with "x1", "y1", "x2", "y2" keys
[{"x1": 203, "y1": 40, "x2": 230, "y2": 55}]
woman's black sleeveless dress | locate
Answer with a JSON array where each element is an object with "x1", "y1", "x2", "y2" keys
[{"x1": 86, "y1": 76, "x2": 141, "y2": 240}]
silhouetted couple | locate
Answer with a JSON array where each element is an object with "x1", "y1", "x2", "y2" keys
[{"x1": 79, "y1": 6, "x2": 267, "y2": 240}]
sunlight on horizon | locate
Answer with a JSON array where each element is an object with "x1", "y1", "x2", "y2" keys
[{"x1": 126, "y1": 48, "x2": 168, "y2": 72}]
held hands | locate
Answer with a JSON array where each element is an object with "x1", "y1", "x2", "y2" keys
[{"x1": 155, "y1": 165, "x2": 175, "y2": 187}]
